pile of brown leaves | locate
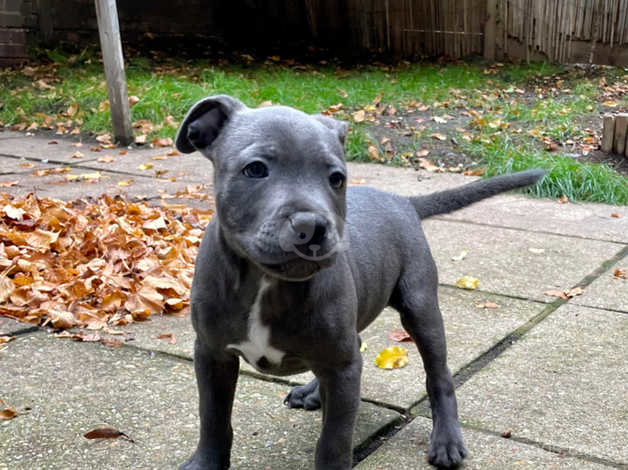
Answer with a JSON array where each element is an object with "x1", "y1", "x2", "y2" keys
[{"x1": 0, "y1": 193, "x2": 212, "y2": 330}]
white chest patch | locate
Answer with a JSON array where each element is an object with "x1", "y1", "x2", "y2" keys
[{"x1": 226, "y1": 278, "x2": 285, "y2": 369}]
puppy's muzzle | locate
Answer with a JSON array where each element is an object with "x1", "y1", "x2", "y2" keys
[{"x1": 279, "y1": 211, "x2": 338, "y2": 263}]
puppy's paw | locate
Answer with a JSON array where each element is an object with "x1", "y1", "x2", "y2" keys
[
  {"x1": 284, "y1": 379, "x2": 321, "y2": 410},
  {"x1": 180, "y1": 451, "x2": 228, "y2": 470},
  {"x1": 428, "y1": 428, "x2": 467, "y2": 468}
]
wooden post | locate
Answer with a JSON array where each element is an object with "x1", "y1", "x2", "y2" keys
[
  {"x1": 484, "y1": 0, "x2": 496, "y2": 60},
  {"x1": 94, "y1": 0, "x2": 133, "y2": 146},
  {"x1": 601, "y1": 114, "x2": 615, "y2": 153},
  {"x1": 613, "y1": 113, "x2": 628, "y2": 155}
]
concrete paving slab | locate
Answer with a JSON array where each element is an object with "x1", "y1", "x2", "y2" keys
[
  {"x1": 0, "y1": 165, "x2": 212, "y2": 202},
  {"x1": 347, "y1": 163, "x2": 474, "y2": 196},
  {"x1": 0, "y1": 133, "x2": 100, "y2": 164},
  {"x1": 440, "y1": 195, "x2": 628, "y2": 244},
  {"x1": 571, "y1": 257, "x2": 628, "y2": 313},
  {"x1": 355, "y1": 416, "x2": 610, "y2": 470},
  {"x1": 455, "y1": 304, "x2": 628, "y2": 464},
  {"x1": 358, "y1": 287, "x2": 542, "y2": 409},
  {"x1": 0, "y1": 317, "x2": 36, "y2": 336},
  {"x1": 0, "y1": 332, "x2": 400, "y2": 470},
  {"x1": 79, "y1": 149, "x2": 211, "y2": 181},
  {"x1": 422, "y1": 218, "x2": 624, "y2": 302}
]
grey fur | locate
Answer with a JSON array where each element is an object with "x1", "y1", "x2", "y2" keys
[{"x1": 175, "y1": 95, "x2": 545, "y2": 470}]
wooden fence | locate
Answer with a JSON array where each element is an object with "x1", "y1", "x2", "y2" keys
[
  {"x1": 315, "y1": 0, "x2": 628, "y2": 65},
  {"x1": 5, "y1": 0, "x2": 628, "y2": 66}
]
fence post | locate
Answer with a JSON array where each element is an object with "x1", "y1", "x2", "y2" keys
[
  {"x1": 484, "y1": 0, "x2": 496, "y2": 60},
  {"x1": 94, "y1": 0, "x2": 133, "y2": 146}
]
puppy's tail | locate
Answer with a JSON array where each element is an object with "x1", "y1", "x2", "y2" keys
[{"x1": 410, "y1": 169, "x2": 546, "y2": 219}]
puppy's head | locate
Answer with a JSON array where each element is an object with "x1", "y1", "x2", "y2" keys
[{"x1": 176, "y1": 95, "x2": 349, "y2": 281}]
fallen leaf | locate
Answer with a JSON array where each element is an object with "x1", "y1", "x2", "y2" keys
[
  {"x1": 433, "y1": 116, "x2": 448, "y2": 124},
  {"x1": 3, "y1": 204, "x2": 26, "y2": 220},
  {"x1": 388, "y1": 328, "x2": 413, "y2": 342},
  {"x1": 137, "y1": 163, "x2": 153, "y2": 171},
  {"x1": 0, "y1": 399, "x2": 18, "y2": 420},
  {"x1": 565, "y1": 287, "x2": 584, "y2": 298},
  {"x1": 451, "y1": 250, "x2": 468, "y2": 261},
  {"x1": 501, "y1": 429, "x2": 512, "y2": 438},
  {"x1": 544, "y1": 289, "x2": 568, "y2": 299},
  {"x1": 0, "y1": 181, "x2": 19, "y2": 187},
  {"x1": 463, "y1": 168, "x2": 485, "y2": 176},
  {"x1": 528, "y1": 248, "x2": 545, "y2": 254},
  {"x1": 71, "y1": 151, "x2": 84, "y2": 159},
  {"x1": 157, "y1": 332, "x2": 177, "y2": 344},
  {"x1": 476, "y1": 301, "x2": 499, "y2": 309},
  {"x1": 84, "y1": 428, "x2": 135, "y2": 442},
  {"x1": 375, "y1": 346, "x2": 409, "y2": 369},
  {"x1": 557, "y1": 195, "x2": 569, "y2": 204},
  {"x1": 128, "y1": 95, "x2": 140, "y2": 107},
  {"x1": 367, "y1": 145, "x2": 380, "y2": 161},
  {"x1": 456, "y1": 276, "x2": 479, "y2": 290},
  {"x1": 431, "y1": 133, "x2": 447, "y2": 141},
  {"x1": 100, "y1": 338, "x2": 123, "y2": 347},
  {"x1": 0, "y1": 335, "x2": 15, "y2": 344},
  {"x1": 418, "y1": 158, "x2": 440, "y2": 173},
  {"x1": 135, "y1": 134, "x2": 147, "y2": 145},
  {"x1": 415, "y1": 148, "x2": 430, "y2": 157},
  {"x1": 352, "y1": 110, "x2": 366, "y2": 123},
  {"x1": 97, "y1": 155, "x2": 115, "y2": 163},
  {"x1": 359, "y1": 341, "x2": 367, "y2": 352},
  {"x1": 66, "y1": 103, "x2": 78, "y2": 116},
  {"x1": 117, "y1": 179, "x2": 134, "y2": 187},
  {"x1": 152, "y1": 137, "x2": 173, "y2": 148},
  {"x1": 613, "y1": 268, "x2": 626, "y2": 279},
  {"x1": 611, "y1": 213, "x2": 621, "y2": 218}
]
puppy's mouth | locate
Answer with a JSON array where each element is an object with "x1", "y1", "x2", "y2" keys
[{"x1": 259, "y1": 259, "x2": 322, "y2": 282}]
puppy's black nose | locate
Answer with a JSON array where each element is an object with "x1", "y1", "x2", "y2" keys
[{"x1": 289, "y1": 212, "x2": 328, "y2": 248}]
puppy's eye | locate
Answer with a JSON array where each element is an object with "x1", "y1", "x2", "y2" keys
[
  {"x1": 243, "y1": 161, "x2": 269, "y2": 178},
  {"x1": 329, "y1": 172, "x2": 345, "y2": 189}
]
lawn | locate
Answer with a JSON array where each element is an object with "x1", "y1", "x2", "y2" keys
[{"x1": 1, "y1": 48, "x2": 627, "y2": 204}]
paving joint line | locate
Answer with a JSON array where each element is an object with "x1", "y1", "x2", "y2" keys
[
  {"x1": 438, "y1": 283, "x2": 551, "y2": 305},
  {"x1": 459, "y1": 422, "x2": 627, "y2": 469},
  {"x1": 432, "y1": 215, "x2": 627, "y2": 246}
]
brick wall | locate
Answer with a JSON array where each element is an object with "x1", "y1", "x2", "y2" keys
[{"x1": 0, "y1": 0, "x2": 30, "y2": 66}]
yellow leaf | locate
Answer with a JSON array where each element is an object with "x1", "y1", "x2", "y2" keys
[
  {"x1": 375, "y1": 346, "x2": 409, "y2": 369},
  {"x1": 117, "y1": 179, "x2": 134, "y2": 187},
  {"x1": 456, "y1": 276, "x2": 480, "y2": 290},
  {"x1": 67, "y1": 103, "x2": 78, "y2": 116},
  {"x1": 137, "y1": 163, "x2": 153, "y2": 171}
]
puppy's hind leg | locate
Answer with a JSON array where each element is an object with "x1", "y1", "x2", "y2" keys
[{"x1": 392, "y1": 269, "x2": 467, "y2": 468}]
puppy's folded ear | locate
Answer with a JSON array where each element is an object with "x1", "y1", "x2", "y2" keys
[
  {"x1": 312, "y1": 114, "x2": 349, "y2": 146},
  {"x1": 175, "y1": 95, "x2": 246, "y2": 154}
]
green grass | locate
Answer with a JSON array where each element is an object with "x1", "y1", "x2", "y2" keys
[
  {"x1": 464, "y1": 134, "x2": 628, "y2": 205},
  {"x1": 1, "y1": 50, "x2": 626, "y2": 204}
]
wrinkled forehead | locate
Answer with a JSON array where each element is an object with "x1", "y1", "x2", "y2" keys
[{"x1": 223, "y1": 107, "x2": 345, "y2": 160}]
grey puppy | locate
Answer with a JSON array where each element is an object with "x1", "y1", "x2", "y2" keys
[{"x1": 174, "y1": 95, "x2": 544, "y2": 470}]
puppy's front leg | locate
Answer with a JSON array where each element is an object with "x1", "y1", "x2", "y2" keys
[
  {"x1": 181, "y1": 339, "x2": 239, "y2": 470},
  {"x1": 314, "y1": 352, "x2": 362, "y2": 470}
]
